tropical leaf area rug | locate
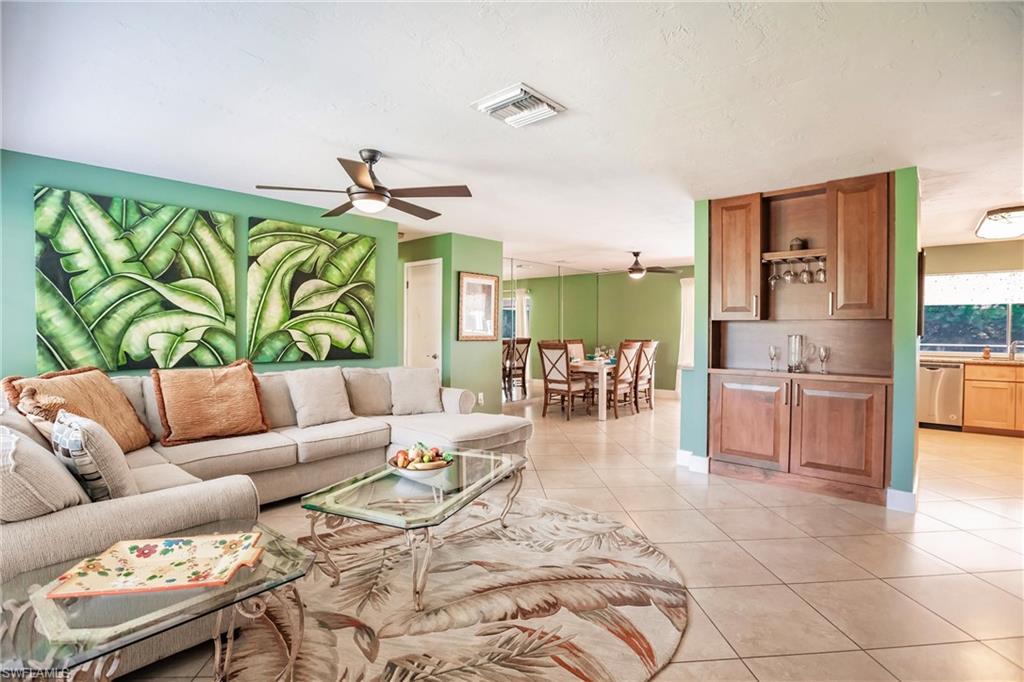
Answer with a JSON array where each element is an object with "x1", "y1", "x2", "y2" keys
[{"x1": 230, "y1": 496, "x2": 687, "y2": 681}]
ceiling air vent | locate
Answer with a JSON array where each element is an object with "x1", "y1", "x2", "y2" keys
[{"x1": 471, "y1": 83, "x2": 565, "y2": 128}]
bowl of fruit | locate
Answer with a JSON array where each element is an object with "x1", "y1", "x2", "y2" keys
[{"x1": 388, "y1": 443, "x2": 456, "y2": 481}]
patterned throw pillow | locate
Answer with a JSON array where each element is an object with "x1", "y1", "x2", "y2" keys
[{"x1": 50, "y1": 411, "x2": 139, "y2": 502}]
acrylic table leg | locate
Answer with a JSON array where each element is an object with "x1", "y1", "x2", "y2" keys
[
  {"x1": 499, "y1": 468, "x2": 524, "y2": 528},
  {"x1": 212, "y1": 584, "x2": 304, "y2": 682},
  {"x1": 405, "y1": 527, "x2": 434, "y2": 612},
  {"x1": 306, "y1": 511, "x2": 343, "y2": 586}
]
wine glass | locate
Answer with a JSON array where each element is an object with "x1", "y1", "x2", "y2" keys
[
  {"x1": 768, "y1": 344, "x2": 778, "y2": 372},
  {"x1": 818, "y1": 345, "x2": 831, "y2": 374},
  {"x1": 814, "y1": 257, "x2": 827, "y2": 283},
  {"x1": 782, "y1": 261, "x2": 797, "y2": 284},
  {"x1": 799, "y1": 261, "x2": 814, "y2": 284},
  {"x1": 768, "y1": 262, "x2": 781, "y2": 291}
]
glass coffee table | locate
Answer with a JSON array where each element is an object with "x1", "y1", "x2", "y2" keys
[
  {"x1": 301, "y1": 449, "x2": 526, "y2": 610},
  {"x1": 0, "y1": 520, "x2": 312, "y2": 682}
]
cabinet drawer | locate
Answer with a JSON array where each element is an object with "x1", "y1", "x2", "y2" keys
[
  {"x1": 963, "y1": 380, "x2": 1017, "y2": 430},
  {"x1": 964, "y1": 364, "x2": 1017, "y2": 382}
]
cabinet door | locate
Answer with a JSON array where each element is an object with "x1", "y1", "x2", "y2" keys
[
  {"x1": 964, "y1": 380, "x2": 1017, "y2": 430},
  {"x1": 710, "y1": 374, "x2": 790, "y2": 471},
  {"x1": 710, "y1": 194, "x2": 764, "y2": 320},
  {"x1": 1016, "y1": 383, "x2": 1024, "y2": 431},
  {"x1": 790, "y1": 379, "x2": 886, "y2": 488},
  {"x1": 826, "y1": 174, "x2": 888, "y2": 319}
]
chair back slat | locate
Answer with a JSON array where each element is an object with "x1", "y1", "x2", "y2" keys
[
  {"x1": 614, "y1": 341, "x2": 642, "y2": 384},
  {"x1": 564, "y1": 338, "x2": 585, "y2": 363},
  {"x1": 513, "y1": 337, "x2": 531, "y2": 367},
  {"x1": 637, "y1": 340, "x2": 659, "y2": 381},
  {"x1": 538, "y1": 341, "x2": 570, "y2": 384}
]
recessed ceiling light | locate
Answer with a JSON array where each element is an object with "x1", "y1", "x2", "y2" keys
[
  {"x1": 471, "y1": 83, "x2": 565, "y2": 128},
  {"x1": 976, "y1": 206, "x2": 1024, "y2": 240}
]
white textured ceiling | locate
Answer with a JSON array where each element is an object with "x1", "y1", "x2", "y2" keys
[{"x1": 3, "y1": 2, "x2": 1021, "y2": 271}]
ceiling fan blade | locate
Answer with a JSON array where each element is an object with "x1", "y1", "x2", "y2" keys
[
  {"x1": 337, "y1": 158, "x2": 373, "y2": 189},
  {"x1": 389, "y1": 185, "x2": 472, "y2": 199},
  {"x1": 256, "y1": 184, "x2": 347, "y2": 194},
  {"x1": 388, "y1": 198, "x2": 441, "y2": 221},
  {"x1": 322, "y1": 201, "x2": 354, "y2": 218},
  {"x1": 646, "y1": 266, "x2": 685, "y2": 274}
]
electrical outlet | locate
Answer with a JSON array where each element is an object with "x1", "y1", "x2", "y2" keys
[{"x1": 477, "y1": 392, "x2": 485, "y2": 405}]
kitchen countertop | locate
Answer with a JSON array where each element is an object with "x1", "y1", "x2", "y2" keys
[
  {"x1": 708, "y1": 368, "x2": 893, "y2": 384},
  {"x1": 920, "y1": 355, "x2": 1024, "y2": 367}
]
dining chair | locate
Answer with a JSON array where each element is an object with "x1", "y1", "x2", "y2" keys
[
  {"x1": 501, "y1": 338, "x2": 514, "y2": 400},
  {"x1": 607, "y1": 341, "x2": 642, "y2": 418},
  {"x1": 507, "y1": 337, "x2": 531, "y2": 399},
  {"x1": 538, "y1": 341, "x2": 591, "y2": 420},
  {"x1": 634, "y1": 340, "x2": 659, "y2": 411},
  {"x1": 564, "y1": 338, "x2": 586, "y2": 363}
]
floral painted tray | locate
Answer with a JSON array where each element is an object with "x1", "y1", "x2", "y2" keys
[{"x1": 47, "y1": 532, "x2": 263, "y2": 599}]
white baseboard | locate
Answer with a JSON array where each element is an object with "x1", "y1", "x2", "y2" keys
[
  {"x1": 677, "y1": 449, "x2": 709, "y2": 474},
  {"x1": 886, "y1": 488, "x2": 917, "y2": 512},
  {"x1": 654, "y1": 388, "x2": 680, "y2": 399}
]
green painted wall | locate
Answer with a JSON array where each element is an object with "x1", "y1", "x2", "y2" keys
[
  {"x1": 398, "y1": 233, "x2": 503, "y2": 413},
  {"x1": 924, "y1": 240, "x2": 1024, "y2": 274},
  {"x1": 518, "y1": 270, "x2": 688, "y2": 390},
  {"x1": 680, "y1": 200, "x2": 710, "y2": 455},
  {"x1": 0, "y1": 150, "x2": 400, "y2": 377},
  {"x1": 890, "y1": 167, "x2": 921, "y2": 493}
]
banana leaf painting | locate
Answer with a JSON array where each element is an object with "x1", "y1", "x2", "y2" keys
[
  {"x1": 246, "y1": 219, "x2": 375, "y2": 363},
  {"x1": 33, "y1": 187, "x2": 237, "y2": 372}
]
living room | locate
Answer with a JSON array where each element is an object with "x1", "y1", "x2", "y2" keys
[{"x1": 2, "y1": 3, "x2": 1022, "y2": 682}]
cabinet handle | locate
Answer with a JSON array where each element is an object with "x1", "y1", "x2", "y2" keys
[
  {"x1": 783, "y1": 382, "x2": 790, "y2": 405},
  {"x1": 828, "y1": 291, "x2": 834, "y2": 317},
  {"x1": 752, "y1": 293, "x2": 759, "y2": 318},
  {"x1": 794, "y1": 383, "x2": 801, "y2": 406}
]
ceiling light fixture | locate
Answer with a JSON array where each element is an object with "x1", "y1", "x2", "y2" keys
[
  {"x1": 349, "y1": 187, "x2": 391, "y2": 214},
  {"x1": 627, "y1": 251, "x2": 647, "y2": 280},
  {"x1": 472, "y1": 83, "x2": 565, "y2": 128},
  {"x1": 976, "y1": 206, "x2": 1024, "y2": 240}
]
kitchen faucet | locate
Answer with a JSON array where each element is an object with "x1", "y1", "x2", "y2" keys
[{"x1": 1011, "y1": 340, "x2": 1022, "y2": 361}]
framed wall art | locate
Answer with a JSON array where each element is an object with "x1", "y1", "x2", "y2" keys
[{"x1": 457, "y1": 271, "x2": 499, "y2": 341}]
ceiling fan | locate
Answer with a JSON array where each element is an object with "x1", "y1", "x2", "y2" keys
[
  {"x1": 626, "y1": 251, "x2": 685, "y2": 279},
  {"x1": 256, "y1": 149, "x2": 471, "y2": 220}
]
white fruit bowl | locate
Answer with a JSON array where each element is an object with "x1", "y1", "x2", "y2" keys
[{"x1": 387, "y1": 457, "x2": 453, "y2": 481}]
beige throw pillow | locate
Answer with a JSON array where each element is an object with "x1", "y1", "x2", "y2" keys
[
  {"x1": 284, "y1": 367, "x2": 353, "y2": 428},
  {"x1": 388, "y1": 368, "x2": 443, "y2": 416},
  {"x1": 151, "y1": 359, "x2": 268, "y2": 446},
  {"x1": 342, "y1": 368, "x2": 393, "y2": 416},
  {"x1": 2, "y1": 367, "x2": 153, "y2": 452},
  {"x1": 0, "y1": 425, "x2": 88, "y2": 522},
  {"x1": 50, "y1": 411, "x2": 139, "y2": 502}
]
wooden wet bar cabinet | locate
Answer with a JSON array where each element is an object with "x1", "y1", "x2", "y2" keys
[{"x1": 707, "y1": 172, "x2": 896, "y2": 504}]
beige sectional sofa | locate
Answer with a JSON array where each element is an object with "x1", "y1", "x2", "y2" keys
[{"x1": 0, "y1": 366, "x2": 531, "y2": 677}]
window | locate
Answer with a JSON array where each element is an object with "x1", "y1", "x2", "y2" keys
[{"x1": 921, "y1": 272, "x2": 1024, "y2": 354}]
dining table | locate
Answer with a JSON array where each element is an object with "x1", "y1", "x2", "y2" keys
[{"x1": 569, "y1": 359, "x2": 614, "y2": 421}]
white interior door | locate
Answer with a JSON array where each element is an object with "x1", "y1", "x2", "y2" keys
[{"x1": 404, "y1": 259, "x2": 443, "y2": 372}]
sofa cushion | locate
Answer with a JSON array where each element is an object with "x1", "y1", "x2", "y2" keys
[
  {"x1": 275, "y1": 418, "x2": 390, "y2": 464},
  {"x1": 2, "y1": 368, "x2": 153, "y2": 452},
  {"x1": 380, "y1": 413, "x2": 533, "y2": 452},
  {"x1": 255, "y1": 372, "x2": 297, "y2": 428},
  {"x1": 342, "y1": 368, "x2": 392, "y2": 416},
  {"x1": 151, "y1": 359, "x2": 268, "y2": 445},
  {"x1": 285, "y1": 367, "x2": 353, "y2": 427},
  {"x1": 51, "y1": 411, "x2": 140, "y2": 501},
  {"x1": 123, "y1": 446, "x2": 168, "y2": 470},
  {"x1": 154, "y1": 431, "x2": 297, "y2": 480},
  {"x1": 388, "y1": 368, "x2": 443, "y2": 416},
  {"x1": 110, "y1": 375, "x2": 148, "y2": 429},
  {"x1": 0, "y1": 425, "x2": 88, "y2": 523},
  {"x1": 131, "y1": 462, "x2": 201, "y2": 494}
]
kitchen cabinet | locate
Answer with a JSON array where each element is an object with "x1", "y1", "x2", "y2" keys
[
  {"x1": 826, "y1": 174, "x2": 889, "y2": 319},
  {"x1": 1016, "y1": 383, "x2": 1024, "y2": 431},
  {"x1": 709, "y1": 373, "x2": 790, "y2": 471},
  {"x1": 710, "y1": 193, "x2": 764, "y2": 320},
  {"x1": 789, "y1": 379, "x2": 887, "y2": 488},
  {"x1": 710, "y1": 371, "x2": 887, "y2": 488},
  {"x1": 964, "y1": 379, "x2": 1018, "y2": 431}
]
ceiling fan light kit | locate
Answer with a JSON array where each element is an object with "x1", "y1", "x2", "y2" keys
[
  {"x1": 256, "y1": 148, "x2": 471, "y2": 221},
  {"x1": 627, "y1": 251, "x2": 647, "y2": 279}
]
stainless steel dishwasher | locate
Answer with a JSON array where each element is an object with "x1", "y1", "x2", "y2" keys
[{"x1": 917, "y1": 362, "x2": 964, "y2": 426}]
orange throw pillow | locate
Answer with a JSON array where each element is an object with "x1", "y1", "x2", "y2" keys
[
  {"x1": 151, "y1": 359, "x2": 268, "y2": 446},
  {"x1": 1, "y1": 367, "x2": 153, "y2": 452}
]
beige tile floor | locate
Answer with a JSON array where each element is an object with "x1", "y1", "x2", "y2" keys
[{"x1": 126, "y1": 394, "x2": 1023, "y2": 681}]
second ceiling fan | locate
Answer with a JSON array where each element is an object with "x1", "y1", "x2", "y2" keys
[{"x1": 256, "y1": 149, "x2": 471, "y2": 220}]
